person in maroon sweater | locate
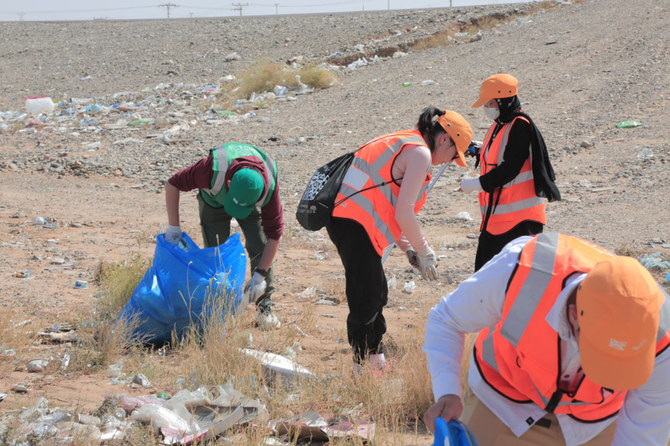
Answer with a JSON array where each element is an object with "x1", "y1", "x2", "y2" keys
[{"x1": 165, "y1": 143, "x2": 284, "y2": 330}]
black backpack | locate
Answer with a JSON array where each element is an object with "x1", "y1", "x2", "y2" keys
[{"x1": 296, "y1": 152, "x2": 355, "y2": 231}]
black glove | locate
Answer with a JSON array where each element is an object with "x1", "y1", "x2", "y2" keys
[{"x1": 466, "y1": 140, "x2": 482, "y2": 158}]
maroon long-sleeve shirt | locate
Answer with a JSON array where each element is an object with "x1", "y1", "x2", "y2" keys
[{"x1": 168, "y1": 155, "x2": 284, "y2": 240}]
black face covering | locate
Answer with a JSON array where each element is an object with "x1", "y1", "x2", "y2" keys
[{"x1": 495, "y1": 95, "x2": 522, "y2": 123}]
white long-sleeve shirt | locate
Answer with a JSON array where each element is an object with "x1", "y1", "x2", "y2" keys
[{"x1": 423, "y1": 236, "x2": 670, "y2": 446}]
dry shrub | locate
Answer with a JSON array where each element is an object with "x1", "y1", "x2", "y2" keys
[
  {"x1": 296, "y1": 64, "x2": 339, "y2": 90},
  {"x1": 95, "y1": 255, "x2": 150, "y2": 318},
  {"x1": 410, "y1": 31, "x2": 454, "y2": 51},
  {"x1": 236, "y1": 60, "x2": 338, "y2": 99},
  {"x1": 528, "y1": 0, "x2": 562, "y2": 13}
]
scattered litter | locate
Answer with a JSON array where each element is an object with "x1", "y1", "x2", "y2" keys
[
  {"x1": 25, "y1": 96, "x2": 55, "y2": 115},
  {"x1": 420, "y1": 80, "x2": 438, "y2": 86},
  {"x1": 273, "y1": 411, "x2": 375, "y2": 443},
  {"x1": 401, "y1": 82, "x2": 412, "y2": 87},
  {"x1": 240, "y1": 349, "x2": 316, "y2": 387},
  {"x1": 387, "y1": 275, "x2": 397, "y2": 290},
  {"x1": 74, "y1": 280, "x2": 89, "y2": 289},
  {"x1": 14, "y1": 270, "x2": 31, "y2": 278},
  {"x1": 132, "y1": 373, "x2": 152, "y2": 388},
  {"x1": 454, "y1": 211, "x2": 473, "y2": 221},
  {"x1": 615, "y1": 120, "x2": 642, "y2": 128},
  {"x1": 403, "y1": 281, "x2": 416, "y2": 294},
  {"x1": 298, "y1": 287, "x2": 316, "y2": 299},
  {"x1": 639, "y1": 253, "x2": 670, "y2": 270}
]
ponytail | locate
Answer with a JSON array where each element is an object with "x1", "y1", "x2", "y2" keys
[{"x1": 416, "y1": 106, "x2": 446, "y2": 151}]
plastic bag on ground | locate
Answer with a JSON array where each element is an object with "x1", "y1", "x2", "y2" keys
[{"x1": 118, "y1": 232, "x2": 246, "y2": 344}]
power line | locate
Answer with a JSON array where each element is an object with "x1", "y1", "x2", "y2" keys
[
  {"x1": 232, "y1": 2, "x2": 249, "y2": 16},
  {"x1": 158, "y1": 3, "x2": 179, "y2": 18}
]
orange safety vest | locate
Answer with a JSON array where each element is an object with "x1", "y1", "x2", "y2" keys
[
  {"x1": 478, "y1": 116, "x2": 546, "y2": 235},
  {"x1": 332, "y1": 129, "x2": 431, "y2": 256},
  {"x1": 474, "y1": 232, "x2": 670, "y2": 423}
]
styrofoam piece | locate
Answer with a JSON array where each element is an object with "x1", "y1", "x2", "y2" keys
[{"x1": 240, "y1": 348, "x2": 316, "y2": 386}]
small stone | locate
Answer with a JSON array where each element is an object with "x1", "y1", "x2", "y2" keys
[
  {"x1": 12, "y1": 383, "x2": 28, "y2": 393},
  {"x1": 132, "y1": 373, "x2": 152, "y2": 388},
  {"x1": 27, "y1": 359, "x2": 49, "y2": 373}
]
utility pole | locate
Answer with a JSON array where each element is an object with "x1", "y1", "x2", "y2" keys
[
  {"x1": 158, "y1": 3, "x2": 178, "y2": 18},
  {"x1": 232, "y1": 2, "x2": 248, "y2": 17},
  {"x1": 387, "y1": 0, "x2": 390, "y2": 11},
  {"x1": 274, "y1": 3, "x2": 279, "y2": 15},
  {"x1": 17, "y1": 12, "x2": 25, "y2": 21}
]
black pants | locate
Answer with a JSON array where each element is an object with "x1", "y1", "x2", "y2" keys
[
  {"x1": 326, "y1": 217, "x2": 387, "y2": 363},
  {"x1": 474, "y1": 220, "x2": 544, "y2": 272}
]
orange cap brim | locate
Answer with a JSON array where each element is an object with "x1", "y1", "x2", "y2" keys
[
  {"x1": 454, "y1": 149, "x2": 467, "y2": 168},
  {"x1": 471, "y1": 96, "x2": 488, "y2": 108},
  {"x1": 580, "y1": 328, "x2": 656, "y2": 390}
]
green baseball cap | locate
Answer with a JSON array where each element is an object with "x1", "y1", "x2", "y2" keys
[{"x1": 224, "y1": 168, "x2": 264, "y2": 219}]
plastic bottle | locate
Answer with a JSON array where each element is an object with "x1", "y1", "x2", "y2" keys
[
  {"x1": 666, "y1": 272, "x2": 670, "y2": 282},
  {"x1": 615, "y1": 121, "x2": 642, "y2": 128},
  {"x1": 402, "y1": 82, "x2": 412, "y2": 87}
]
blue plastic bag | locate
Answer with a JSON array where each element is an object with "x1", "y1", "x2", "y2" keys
[
  {"x1": 118, "y1": 232, "x2": 246, "y2": 344},
  {"x1": 433, "y1": 417, "x2": 478, "y2": 446}
]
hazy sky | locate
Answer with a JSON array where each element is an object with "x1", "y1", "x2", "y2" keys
[{"x1": 0, "y1": 0, "x2": 527, "y2": 21}]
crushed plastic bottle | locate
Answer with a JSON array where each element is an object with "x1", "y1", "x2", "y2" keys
[
  {"x1": 402, "y1": 82, "x2": 412, "y2": 87},
  {"x1": 615, "y1": 121, "x2": 642, "y2": 128}
]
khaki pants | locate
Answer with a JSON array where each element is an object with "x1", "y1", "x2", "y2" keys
[
  {"x1": 461, "y1": 394, "x2": 616, "y2": 446},
  {"x1": 198, "y1": 195, "x2": 274, "y2": 309}
]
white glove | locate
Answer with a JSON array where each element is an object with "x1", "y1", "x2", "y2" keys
[
  {"x1": 244, "y1": 271, "x2": 267, "y2": 305},
  {"x1": 416, "y1": 247, "x2": 438, "y2": 281},
  {"x1": 165, "y1": 225, "x2": 182, "y2": 244},
  {"x1": 460, "y1": 178, "x2": 483, "y2": 194}
]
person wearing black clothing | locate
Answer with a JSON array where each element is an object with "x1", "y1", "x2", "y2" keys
[{"x1": 460, "y1": 74, "x2": 560, "y2": 271}]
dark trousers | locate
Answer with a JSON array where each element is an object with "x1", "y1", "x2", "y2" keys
[
  {"x1": 198, "y1": 195, "x2": 274, "y2": 309},
  {"x1": 327, "y1": 217, "x2": 387, "y2": 363},
  {"x1": 474, "y1": 220, "x2": 544, "y2": 272}
]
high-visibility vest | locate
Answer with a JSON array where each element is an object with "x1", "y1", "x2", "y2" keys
[
  {"x1": 199, "y1": 143, "x2": 277, "y2": 209},
  {"x1": 332, "y1": 130, "x2": 431, "y2": 256},
  {"x1": 474, "y1": 232, "x2": 670, "y2": 423},
  {"x1": 478, "y1": 116, "x2": 546, "y2": 234}
]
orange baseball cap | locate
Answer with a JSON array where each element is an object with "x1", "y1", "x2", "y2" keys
[
  {"x1": 577, "y1": 256, "x2": 663, "y2": 390},
  {"x1": 437, "y1": 110, "x2": 472, "y2": 168},
  {"x1": 472, "y1": 73, "x2": 518, "y2": 108}
]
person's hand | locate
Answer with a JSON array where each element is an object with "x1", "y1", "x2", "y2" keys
[
  {"x1": 405, "y1": 249, "x2": 419, "y2": 269},
  {"x1": 460, "y1": 178, "x2": 482, "y2": 194},
  {"x1": 424, "y1": 394, "x2": 464, "y2": 434},
  {"x1": 416, "y1": 246, "x2": 438, "y2": 281},
  {"x1": 165, "y1": 224, "x2": 182, "y2": 244},
  {"x1": 244, "y1": 271, "x2": 267, "y2": 305},
  {"x1": 466, "y1": 140, "x2": 482, "y2": 157}
]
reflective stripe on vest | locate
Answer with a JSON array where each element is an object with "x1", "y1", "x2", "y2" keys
[
  {"x1": 332, "y1": 130, "x2": 429, "y2": 255},
  {"x1": 205, "y1": 147, "x2": 229, "y2": 196}
]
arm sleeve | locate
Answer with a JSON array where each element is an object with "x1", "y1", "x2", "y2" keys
[
  {"x1": 394, "y1": 145, "x2": 431, "y2": 252},
  {"x1": 479, "y1": 119, "x2": 531, "y2": 192},
  {"x1": 260, "y1": 182, "x2": 284, "y2": 241},
  {"x1": 167, "y1": 156, "x2": 213, "y2": 191},
  {"x1": 423, "y1": 237, "x2": 530, "y2": 400},
  {"x1": 613, "y1": 347, "x2": 670, "y2": 445}
]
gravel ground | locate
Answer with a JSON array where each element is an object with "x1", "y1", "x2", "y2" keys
[{"x1": 0, "y1": 0, "x2": 669, "y2": 440}]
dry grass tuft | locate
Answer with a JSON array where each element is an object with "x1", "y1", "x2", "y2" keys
[
  {"x1": 95, "y1": 255, "x2": 150, "y2": 318},
  {"x1": 296, "y1": 64, "x2": 339, "y2": 90},
  {"x1": 235, "y1": 60, "x2": 338, "y2": 100}
]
